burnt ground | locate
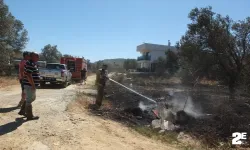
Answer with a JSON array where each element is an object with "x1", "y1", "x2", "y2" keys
[{"x1": 93, "y1": 74, "x2": 250, "y2": 149}]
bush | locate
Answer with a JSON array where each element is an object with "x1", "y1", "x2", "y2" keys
[
  {"x1": 175, "y1": 68, "x2": 195, "y2": 85},
  {"x1": 0, "y1": 65, "x2": 16, "y2": 76}
]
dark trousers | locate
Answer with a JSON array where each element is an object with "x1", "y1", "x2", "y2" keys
[{"x1": 95, "y1": 85, "x2": 104, "y2": 107}]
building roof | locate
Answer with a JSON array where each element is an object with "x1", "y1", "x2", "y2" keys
[{"x1": 137, "y1": 43, "x2": 177, "y2": 52}]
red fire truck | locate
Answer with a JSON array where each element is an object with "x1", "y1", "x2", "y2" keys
[{"x1": 60, "y1": 57, "x2": 87, "y2": 80}]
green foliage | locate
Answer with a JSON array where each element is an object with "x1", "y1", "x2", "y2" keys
[
  {"x1": 154, "y1": 56, "x2": 166, "y2": 75},
  {"x1": 96, "y1": 60, "x2": 103, "y2": 70},
  {"x1": 179, "y1": 6, "x2": 250, "y2": 93},
  {"x1": 178, "y1": 43, "x2": 219, "y2": 84},
  {"x1": 123, "y1": 59, "x2": 137, "y2": 71},
  {"x1": 86, "y1": 59, "x2": 91, "y2": 70},
  {"x1": 165, "y1": 49, "x2": 179, "y2": 75},
  {"x1": 90, "y1": 63, "x2": 97, "y2": 72},
  {"x1": 153, "y1": 49, "x2": 180, "y2": 76},
  {"x1": 0, "y1": 0, "x2": 28, "y2": 75},
  {"x1": 40, "y1": 44, "x2": 62, "y2": 63}
]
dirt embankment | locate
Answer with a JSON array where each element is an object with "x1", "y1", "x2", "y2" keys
[{"x1": 0, "y1": 75, "x2": 176, "y2": 150}]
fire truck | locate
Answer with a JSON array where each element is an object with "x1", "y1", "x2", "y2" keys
[{"x1": 60, "y1": 57, "x2": 87, "y2": 80}]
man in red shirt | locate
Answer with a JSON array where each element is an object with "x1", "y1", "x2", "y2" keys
[{"x1": 17, "y1": 51, "x2": 30, "y2": 107}]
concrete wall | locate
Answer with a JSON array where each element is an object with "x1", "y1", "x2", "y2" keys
[
  {"x1": 137, "y1": 60, "x2": 150, "y2": 68},
  {"x1": 149, "y1": 50, "x2": 166, "y2": 62}
]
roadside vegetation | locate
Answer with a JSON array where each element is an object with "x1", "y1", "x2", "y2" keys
[{"x1": 0, "y1": 76, "x2": 18, "y2": 89}]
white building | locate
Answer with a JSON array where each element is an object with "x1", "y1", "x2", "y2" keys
[{"x1": 136, "y1": 41, "x2": 177, "y2": 72}]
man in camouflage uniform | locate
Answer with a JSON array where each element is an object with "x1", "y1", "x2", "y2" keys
[
  {"x1": 80, "y1": 67, "x2": 87, "y2": 85},
  {"x1": 95, "y1": 64, "x2": 109, "y2": 108}
]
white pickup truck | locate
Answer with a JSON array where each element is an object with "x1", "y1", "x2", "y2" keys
[{"x1": 39, "y1": 63, "x2": 72, "y2": 88}]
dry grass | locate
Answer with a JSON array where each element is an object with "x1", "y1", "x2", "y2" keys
[
  {"x1": 167, "y1": 77, "x2": 182, "y2": 84},
  {"x1": 199, "y1": 77, "x2": 218, "y2": 86},
  {"x1": 67, "y1": 90, "x2": 113, "y2": 113},
  {"x1": 66, "y1": 92, "x2": 94, "y2": 112},
  {"x1": 87, "y1": 72, "x2": 95, "y2": 77},
  {"x1": 0, "y1": 76, "x2": 19, "y2": 89}
]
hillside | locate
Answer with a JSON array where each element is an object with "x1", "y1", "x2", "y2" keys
[{"x1": 95, "y1": 58, "x2": 126, "y2": 67}]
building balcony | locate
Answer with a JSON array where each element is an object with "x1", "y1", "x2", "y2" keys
[{"x1": 137, "y1": 55, "x2": 151, "y2": 61}]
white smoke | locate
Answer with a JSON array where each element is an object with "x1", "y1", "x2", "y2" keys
[
  {"x1": 183, "y1": 96, "x2": 203, "y2": 118},
  {"x1": 138, "y1": 101, "x2": 156, "y2": 111},
  {"x1": 139, "y1": 101, "x2": 147, "y2": 111},
  {"x1": 168, "y1": 95, "x2": 204, "y2": 118},
  {"x1": 138, "y1": 92, "x2": 205, "y2": 119},
  {"x1": 169, "y1": 90, "x2": 174, "y2": 96},
  {"x1": 129, "y1": 83, "x2": 133, "y2": 88}
]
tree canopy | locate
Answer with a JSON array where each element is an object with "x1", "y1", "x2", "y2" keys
[
  {"x1": 63, "y1": 54, "x2": 74, "y2": 58},
  {"x1": 0, "y1": 0, "x2": 28, "y2": 51},
  {"x1": 123, "y1": 59, "x2": 137, "y2": 71},
  {"x1": 0, "y1": 0, "x2": 28, "y2": 74},
  {"x1": 179, "y1": 6, "x2": 250, "y2": 94},
  {"x1": 165, "y1": 50, "x2": 179, "y2": 75},
  {"x1": 40, "y1": 44, "x2": 62, "y2": 63}
]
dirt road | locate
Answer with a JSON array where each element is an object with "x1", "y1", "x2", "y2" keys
[{"x1": 0, "y1": 75, "x2": 175, "y2": 150}]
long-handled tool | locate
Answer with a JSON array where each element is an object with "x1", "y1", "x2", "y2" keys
[{"x1": 109, "y1": 78, "x2": 157, "y2": 104}]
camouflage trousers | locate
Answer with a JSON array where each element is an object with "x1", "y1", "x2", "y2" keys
[{"x1": 95, "y1": 85, "x2": 104, "y2": 107}]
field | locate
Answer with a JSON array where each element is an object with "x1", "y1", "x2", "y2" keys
[{"x1": 91, "y1": 73, "x2": 250, "y2": 149}]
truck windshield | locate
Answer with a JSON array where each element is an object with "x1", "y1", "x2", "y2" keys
[
  {"x1": 37, "y1": 61, "x2": 46, "y2": 68},
  {"x1": 46, "y1": 64, "x2": 65, "y2": 70}
]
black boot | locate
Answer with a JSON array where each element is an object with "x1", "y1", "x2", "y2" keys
[
  {"x1": 25, "y1": 105, "x2": 39, "y2": 120},
  {"x1": 18, "y1": 101, "x2": 26, "y2": 116}
]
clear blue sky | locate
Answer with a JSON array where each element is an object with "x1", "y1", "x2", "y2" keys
[{"x1": 5, "y1": 0, "x2": 250, "y2": 62}]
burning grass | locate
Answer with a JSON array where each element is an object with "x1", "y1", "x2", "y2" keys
[
  {"x1": 0, "y1": 76, "x2": 19, "y2": 89},
  {"x1": 104, "y1": 74, "x2": 250, "y2": 149}
]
